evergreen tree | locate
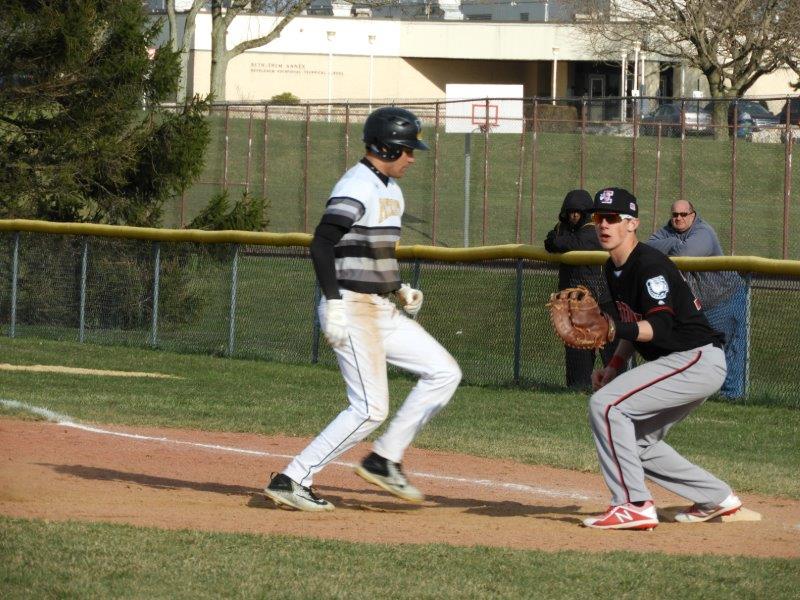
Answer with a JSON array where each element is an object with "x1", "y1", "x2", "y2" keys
[{"x1": 0, "y1": 0, "x2": 210, "y2": 225}]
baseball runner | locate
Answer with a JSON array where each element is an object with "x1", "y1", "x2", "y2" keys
[
  {"x1": 264, "y1": 107, "x2": 462, "y2": 512},
  {"x1": 563, "y1": 187, "x2": 742, "y2": 530}
]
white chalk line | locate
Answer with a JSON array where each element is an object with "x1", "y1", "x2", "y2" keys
[
  {"x1": 0, "y1": 363, "x2": 181, "y2": 379},
  {"x1": 0, "y1": 399, "x2": 593, "y2": 501}
]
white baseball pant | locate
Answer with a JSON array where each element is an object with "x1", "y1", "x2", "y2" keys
[{"x1": 284, "y1": 290, "x2": 461, "y2": 487}]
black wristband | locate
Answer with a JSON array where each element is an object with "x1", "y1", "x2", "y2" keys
[{"x1": 615, "y1": 321, "x2": 639, "y2": 342}]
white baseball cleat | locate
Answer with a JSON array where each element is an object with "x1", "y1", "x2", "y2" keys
[{"x1": 674, "y1": 493, "x2": 742, "y2": 523}]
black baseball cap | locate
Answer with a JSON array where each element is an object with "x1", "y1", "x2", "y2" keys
[{"x1": 592, "y1": 187, "x2": 638, "y2": 218}]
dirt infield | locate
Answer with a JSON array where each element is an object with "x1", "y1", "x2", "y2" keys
[{"x1": 1, "y1": 417, "x2": 798, "y2": 558}]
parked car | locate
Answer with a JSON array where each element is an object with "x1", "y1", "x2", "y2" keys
[
  {"x1": 639, "y1": 102, "x2": 713, "y2": 136},
  {"x1": 778, "y1": 97, "x2": 800, "y2": 126},
  {"x1": 701, "y1": 100, "x2": 779, "y2": 137}
]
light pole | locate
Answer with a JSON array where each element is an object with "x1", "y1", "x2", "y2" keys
[
  {"x1": 326, "y1": 30, "x2": 336, "y2": 123},
  {"x1": 368, "y1": 34, "x2": 376, "y2": 112},
  {"x1": 551, "y1": 47, "x2": 559, "y2": 105}
]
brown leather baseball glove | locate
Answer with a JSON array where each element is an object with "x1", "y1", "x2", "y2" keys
[{"x1": 546, "y1": 286, "x2": 616, "y2": 350}]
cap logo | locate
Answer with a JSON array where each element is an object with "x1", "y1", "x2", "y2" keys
[
  {"x1": 599, "y1": 189, "x2": 614, "y2": 204},
  {"x1": 629, "y1": 202, "x2": 636, "y2": 211}
]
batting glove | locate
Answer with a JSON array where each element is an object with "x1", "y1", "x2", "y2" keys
[
  {"x1": 323, "y1": 299, "x2": 348, "y2": 348},
  {"x1": 396, "y1": 283, "x2": 423, "y2": 316}
]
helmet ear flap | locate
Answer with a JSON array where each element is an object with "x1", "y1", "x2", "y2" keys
[{"x1": 367, "y1": 142, "x2": 403, "y2": 161}]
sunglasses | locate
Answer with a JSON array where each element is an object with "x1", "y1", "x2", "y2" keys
[
  {"x1": 671, "y1": 211, "x2": 695, "y2": 218},
  {"x1": 592, "y1": 213, "x2": 634, "y2": 225}
]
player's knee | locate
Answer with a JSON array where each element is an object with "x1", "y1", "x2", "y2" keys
[
  {"x1": 442, "y1": 362, "x2": 462, "y2": 390},
  {"x1": 368, "y1": 404, "x2": 390, "y2": 424},
  {"x1": 587, "y1": 391, "x2": 611, "y2": 423}
]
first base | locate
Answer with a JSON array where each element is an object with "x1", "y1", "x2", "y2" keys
[{"x1": 720, "y1": 507, "x2": 762, "y2": 522}]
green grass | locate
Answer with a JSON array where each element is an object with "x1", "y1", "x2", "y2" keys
[
  {"x1": 164, "y1": 115, "x2": 800, "y2": 259},
  {"x1": 1, "y1": 337, "x2": 797, "y2": 499},
  {"x1": 1, "y1": 517, "x2": 798, "y2": 599}
]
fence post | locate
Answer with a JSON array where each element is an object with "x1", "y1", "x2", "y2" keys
[
  {"x1": 744, "y1": 273, "x2": 752, "y2": 396},
  {"x1": 529, "y1": 98, "x2": 539, "y2": 244},
  {"x1": 223, "y1": 105, "x2": 230, "y2": 190},
  {"x1": 580, "y1": 99, "x2": 587, "y2": 189},
  {"x1": 311, "y1": 283, "x2": 322, "y2": 364},
  {"x1": 150, "y1": 241, "x2": 160, "y2": 348},
  {"x1": 784, "y1": 99, "x2": 793, "y2": 260},
  {"x1": 303, "y1": 104, "x2": 311, "y2": 233},
  {"x1": 245, "y1": 110, "x2": 254, "y2": 194},
  {"x1": 513, "y1": 258, "x2": 523, "y2": 385},
  {"x1": 432, "y1": 102, "x2": 441, "y2": 246},
  {"x1": 730, "y1": 100, "x2": 738, "y2": 255},
  {"x1": 680, "y1": 99, "x2": 686, "y2": 199},
  {"x1": 79, "y1": 239, "x2": 88, "y2": 343},
  {"x1": 482, "y1": 98, "x2": 490, "y2": 246},
  {"x1": 463, "y1": 131, "x2": 471, "y2": 248},
  {"x1": 268, "y1": 104, "x2": 269, "y2": 198},
  {"x1": 344, "y1": 102, "x2": 350, "y2": 172},
  {"x1": 227, "y1": 244, "x2": 239, "y2": 357},
  {"x1": 631, "y1": 97, "x2": 638, "y2": 195},
  {"x1": 653, "y1": 123, "x2": 662, "y2": 234},
  {"x1": 411, "y1": 258, "x2": 421, "y2": 289},
  {"x1": 9, "y1": 232, "x2": 19, "y2": 338},
  {"x1": 515, "y1": 113, "x2": 526, "y2": 244}
]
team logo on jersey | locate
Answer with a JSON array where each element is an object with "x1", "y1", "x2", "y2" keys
[
  {"x1": 379, "y1": 197, "x2": 401, "y2": 222},
  {"x1": 599, "y1": 189, "x2": 614, "y2": 204},
  {"x1": 645, "y1": 275, "x2": 669, "y2": 300}
]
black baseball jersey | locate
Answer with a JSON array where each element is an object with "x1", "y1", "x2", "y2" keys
[{"x1": 604, "y1": 242, "x2": 724, "y2": 361}]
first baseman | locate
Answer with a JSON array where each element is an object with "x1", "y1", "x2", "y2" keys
[
  {"x1": 582, "y1": 187, "x2": 742, "y2": 530},
  {"x1": 264, "y1": 106, "x2": 462, "y2": 512}
]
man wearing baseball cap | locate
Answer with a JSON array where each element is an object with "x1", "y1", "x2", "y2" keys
[{"x1": 581, "y1": 187, "x2": 743, "y2": 530}]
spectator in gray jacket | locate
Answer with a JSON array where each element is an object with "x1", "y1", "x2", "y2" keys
[{"x1": 646, "y1": 199, "x2": 748, "y2": 398}]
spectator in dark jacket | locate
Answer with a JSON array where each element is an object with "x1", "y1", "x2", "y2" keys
[{"x1": 545, "y1": 189, "x2": 618, "y2": 390}]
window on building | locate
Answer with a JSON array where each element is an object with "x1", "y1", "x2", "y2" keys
[{"x1": 520, "y1": 12, "x2": 529, "y2": 21}]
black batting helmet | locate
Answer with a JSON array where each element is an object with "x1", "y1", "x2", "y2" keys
[{"x1": 363, "y1": 106, "x2": 429, "y2": 160}]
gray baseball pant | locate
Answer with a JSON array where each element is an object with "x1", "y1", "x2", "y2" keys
[{"x1": 588, "y1": 343, "x2": 732, "y2": 506}]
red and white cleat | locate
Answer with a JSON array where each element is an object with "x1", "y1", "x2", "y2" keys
[
  {"x1": 674, "y1": 493, "x2": 742, "y2": 523},
  {"x1": 582, "y1": 501, "x2": 659, "y2": 530}
]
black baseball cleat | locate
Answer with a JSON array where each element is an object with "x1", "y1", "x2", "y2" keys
[
  {"x1": 263, "y1": 473, "x2": 334, "y2": 512},
  {"x1": 355, "y1": 452, "x2": 424, "y2": 502}
]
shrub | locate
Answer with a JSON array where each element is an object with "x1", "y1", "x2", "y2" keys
[{"x1": 270, "y1": 92, "x2": 301, "y2": 105}]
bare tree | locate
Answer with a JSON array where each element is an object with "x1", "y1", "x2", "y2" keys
[
  {"x1": 210, "y1": 1, "x2": 315, "y2": 101},
  {"x1": 166, "y1": 0, "x2": 204, "y2": 103},
  {"x1": 569, "y1": 0, "x2": 800, "y2": 133}
]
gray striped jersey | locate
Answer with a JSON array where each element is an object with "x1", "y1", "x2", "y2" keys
[{"x1": 322, "y1": 161, "x2": 404, "y2": 294}]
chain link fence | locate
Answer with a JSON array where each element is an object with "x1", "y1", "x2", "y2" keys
[
  {"x1": 166, "y1": 96, "x2": 800, "y2": 259},
  {"x1": 2, "y1": 228, "x2": 798, "y2": 406}
]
